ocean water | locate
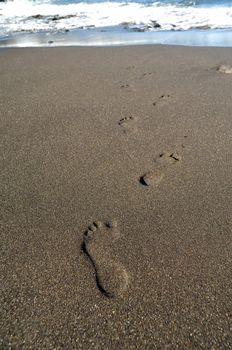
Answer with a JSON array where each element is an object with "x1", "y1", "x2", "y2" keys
[{"x1": 0, "y1": 0, "x2": 232, "y2": 46}]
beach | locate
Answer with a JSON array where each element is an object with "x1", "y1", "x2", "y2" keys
[{"x1": 1, "y1": 45, "x2": 232, "y2": 349}]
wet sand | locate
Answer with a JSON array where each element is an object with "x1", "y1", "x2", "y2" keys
[
  {"x1": 1, "y1": 29, "x2": 232, "y2": 48},
  {"x1": 1, "y1": 45, "x2": 232, "y2": 349}
]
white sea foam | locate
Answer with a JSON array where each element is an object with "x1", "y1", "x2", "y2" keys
[{"x1": 1, "y1": 0, "x2": 232, "y2": 36}]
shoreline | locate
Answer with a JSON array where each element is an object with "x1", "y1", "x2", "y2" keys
[
  {"x1": 1, "y1": 28, "x2": 232, "y2": 48},
  {"x1": 1, "y1": 45, "x2": 232, "y2": 349}
]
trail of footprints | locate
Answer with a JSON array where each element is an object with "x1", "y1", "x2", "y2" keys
[
  {"x1": 82, "y1": 89, "x2": 183, "y2": 297},
  {"x1": 82, "y1": 151, "x2": 183, "y2": 299},
  {"x1": 117, "y1": 94, "x2": 171, "y2": 134},
  {"x1": 82, "y1": 62, "x2": 231, "y2": 298},
  {"x1": 119, "y1": 66, "x2": 155, "y2": 89}
]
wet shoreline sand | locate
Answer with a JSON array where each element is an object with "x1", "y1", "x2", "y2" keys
[
  {"x1": 1, "y1": 29, "x2": 232, "y2": 48},
  {"x1": 1, "y1": 45, "x2": 232, "y2": 349}
]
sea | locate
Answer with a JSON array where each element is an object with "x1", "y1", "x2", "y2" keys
[{"x1": 1, "y1": 0, "x2": 232, "y2": 46}]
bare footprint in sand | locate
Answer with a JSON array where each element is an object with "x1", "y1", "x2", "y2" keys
[
  {"x1": 119, "y1": 81, "x2": 130, "y2": 88},
  {"x1": 141, "y1": 71, "x2": 154, "y2": 79},
  {"x1": 140, "y1": 169, "x2": 164, "y2": 186},
  {"x1": 216, "y1": 64, "x2": 232, "y2": 74},
  {"x1": 118, "y1": 116, "x2": 137, "y2": 133},
  {"x1": 140, "y1": 151, "x2": 181, "y2": 186},
  {"x1": 153, "y1": 94, "x2": 171, "y2": 106},
  {"x1": 82, "y1": 220, "x2": 129, "y2": 298}
]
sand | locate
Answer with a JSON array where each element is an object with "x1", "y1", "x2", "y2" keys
[{"x1": 0, "y1": 45, "x2": 232, "y2": 349}]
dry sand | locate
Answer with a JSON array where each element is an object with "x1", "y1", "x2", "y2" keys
[{"x1": 1, "y1": 45, "x2": 232, "y2": 349}]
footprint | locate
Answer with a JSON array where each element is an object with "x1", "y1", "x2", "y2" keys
[
  {"x1": 153, "y1": 94, "x2": 171, "y2": 106},
  {"x1": 120, "y1": 82, "x2": 130, "y2": 88},
  {"x1": 141, "y1": 72, "x2": 154, "y2": 78},
  {"x1": 126, "y1": 65, "x2": 135, "y2": 70},
  {"x1": 216, "y1": 64, "x2": 232, "y2": 74},
  {"x1": 140, "y1": 151, "x2": 181, "y2": 187},
  {"x1": 82, "y1": 220, "x2": 129, "y2": 298},
  {"x1": 140, "y1": 169, "x2": 164, "y2": 186},
  {"x1": 118, "y1": 116, "x2": 137, "y2": 133},
  {"x1": 158, "y1": 151, "x2": 181, "y2": 164}
]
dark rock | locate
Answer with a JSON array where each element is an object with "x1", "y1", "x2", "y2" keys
[
  {"x1": 120, "y1": 21, "x2": 136, "y2": 29},
  {"x1": 150, "y1": 20, "x2": 161, "y2": 28},
  {"x1": 121, "y1": 22, "x2": 130, "y2": 26},
  {"x1": 132, "y1": 27, "x2": 146, "y2": 32},
  {"x1": 51, "y1": 14, "x2": 75, "y2": 21},
  {"x1": 194, "y1": 25, "x2": 211, "y2": 30},
  {"x1": 51, "y1": 15, "x2": 60, "y2": 21},
  {"x1": 133, "y1": 24, "x2": 155, "y2": 32},
  {"x1": 31, "y1": 14, "x2": 76, "y2": 21},
  {"x1": 32, "y1": 14, "x2": 44, "y2": 19}
]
